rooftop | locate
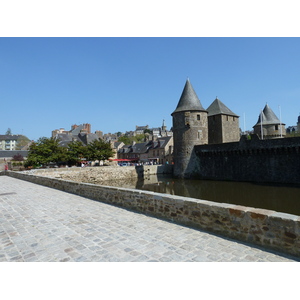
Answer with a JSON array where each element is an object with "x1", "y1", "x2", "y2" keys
[{"x1": 172, "y1": 79, "x2": 207, "y2": 115}]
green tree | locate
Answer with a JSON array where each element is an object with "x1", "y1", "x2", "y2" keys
[
  {"x1": 6, "y1": 128, "x2": 12, "y2": 135},
  {"x1": 24, "y1": 137, "x2": 67, "y2": 168},
  {"x1": 118, "y1": 134, "x2": 146, "y2": 145},
  {"x1": 66, "y1": 140, "x2": 87, "y2": 165},
  {"x1": 144, "y1": 129, "x2": 152, "y2": 134},
  {"x1": 86, "y1": 139, "x2": 115, "y2": 161},
  {"x1": 118, "y1": 136, "x2": 131, "y2": 145}
]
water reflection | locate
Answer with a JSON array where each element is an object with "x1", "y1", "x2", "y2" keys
[{"x1": 103, "y1": 175, "x2": 300, "y2": 216}]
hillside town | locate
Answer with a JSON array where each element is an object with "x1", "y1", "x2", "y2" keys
[
  {"x1": 1, "y1": 79, "x2": 300, "y2": 170},
  {"x1": 1, "y1": 108, "x2": 300, "y2": 170}
]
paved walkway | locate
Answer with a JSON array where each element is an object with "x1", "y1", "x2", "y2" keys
[{"x1": 0, "y1": 176, "x2": 298, "y2": 262}]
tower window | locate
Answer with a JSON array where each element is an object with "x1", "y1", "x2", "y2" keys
[
  {"x1": 275, "y1": 125, "x2": 278, "y2": 130},
  {"x1": 197, "y1": 130, "x2": 202, "y2": 139},
  {"x1": 197, "y1": 114, "x2": 200, "y2": 120}
]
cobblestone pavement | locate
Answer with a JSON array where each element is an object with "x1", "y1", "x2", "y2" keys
[{"x1": 0, "y1": 176, "x2": 298, "y2": 262}]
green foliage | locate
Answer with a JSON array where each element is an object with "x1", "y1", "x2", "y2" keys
[
  {"x1": 66, "y1": 140, "x2": 87, "y2": 165},
  {"x1": 118, "y1": 134, "x2": 146, "y2": 145},
  {"x1": 285, "y1": 132, "x2": 300, "y2": 138},
  {"x1": 118, "y1": 136, "x2": 131, "y2": 145},
  {"x1": 5, "y1": 128, "x2": 12, "y2": 135},
  {"x1": 24, "y1": 137, "x2": 67, "y2": 168},
  {"x1": 24, "y1": 137, "x2": 115, "y2": 168},
  {"x1": 86, "y1": 139, "x2": 115, "y2": 161}
]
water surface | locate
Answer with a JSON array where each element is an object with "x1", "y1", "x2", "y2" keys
[{"x1": 103, "y1": 175, "x2": 300, "y2": 216}]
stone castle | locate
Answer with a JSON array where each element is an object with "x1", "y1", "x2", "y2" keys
[
  {"x1": 171, "y1": 79, "x2": 300, "y2": 182},
  {"x1": 171, "y1": 79, "x2": 240, "y2": 178}
]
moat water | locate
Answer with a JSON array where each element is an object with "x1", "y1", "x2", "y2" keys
[{"x1": 103, "y1": 175, "x2": 300, "y2": 216}]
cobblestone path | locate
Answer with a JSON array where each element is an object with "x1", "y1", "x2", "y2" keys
[{"x1": 0, "y1": 176, "x2": 298, "y2": 262}]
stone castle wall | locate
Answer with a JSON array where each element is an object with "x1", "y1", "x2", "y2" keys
[
  {"x1": 2, "y1": 170, "x2": 300, "y2": 258},
  {"x1": 208, "y1": 115, "x2": 240, "y2": 144},
  {"x1": 194, "y1": 135, "x2": 300, "y2": 185}
]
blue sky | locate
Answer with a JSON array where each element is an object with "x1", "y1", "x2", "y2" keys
[{"x1": 1, "y1": 37, "x2": 300, "y2": 141}]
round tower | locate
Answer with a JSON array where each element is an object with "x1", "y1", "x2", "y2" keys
[
  {"x1": 297, "y1": 114, "x2": 300, "y2": 133},
  {"x1": 171, "y1": 79, "x2": 208, "y2": 178},
  {"x1": 253, "y1": 104, "x2": 286, "y2": 139}
]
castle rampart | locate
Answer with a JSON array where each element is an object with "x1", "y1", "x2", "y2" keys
[{"x1": 194, "y1": 135, "x2": 300, "y2": 185}]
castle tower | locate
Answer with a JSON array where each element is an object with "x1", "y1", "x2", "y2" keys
[
  {"x1": 207, "y1": 97, "x2": 240, "y2": 144},
  {"x1": 297, "y1": 114, "x2": 300, "y2": 133},
  {"x1": 171, "y1": 79, "x2": 208, "y2": 178},
  {"x1": 253, "y1": 104, "x2": 286, "y2": 139}
]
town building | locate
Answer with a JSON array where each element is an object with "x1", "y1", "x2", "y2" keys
[
  {"x1": 0, "y1": 135, "x2": 30, "y2": 150},
  {"x1": 52, "y1": 123, "x2": 100, "y2": 147},
  {"x1": 117, "y1": 136, "x2": 173, "y2": 164},
  {"x1": 134, "y1": 121, "x2": 173, "y2": 139},
  {"x1": 286, "y1": 114, "x2": 300, "y2": 134}
]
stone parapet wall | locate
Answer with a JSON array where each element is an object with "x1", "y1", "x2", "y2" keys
[
  {"x1": 4, "y1": 170, "x2": 300, "y2": 258},
  {"x1": 19, "y1": 165, "x2": 173, "y2": 184}
]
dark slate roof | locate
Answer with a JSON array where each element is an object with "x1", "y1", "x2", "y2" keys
[
  {"x1": 77, "y1": 133, "x2": 99, "y2": 145},
  {"x1": 0, "y1": 150, "x2": 28, "y2": 158},
  {"x1": 254, "y1": 104, "x2": 283, "y2": 126},
  {"x1": 136, "y1": 126, "x2": 148, "y2": 131},
  {"x1": 70, "y1": 125, "x2": 84, "y2": 136},
  {"x1": 207, "y1": 98, "x2": 238, "y2": 117},
  {"x1": 131, "y1": 142, "x2": 151, "y2": 154},
  {"x1": 0, "y1": 135, "x2": 22, "y2": 140},
  {"x1": 172, "y1": 79, "x2": 207, "y2": 115}
]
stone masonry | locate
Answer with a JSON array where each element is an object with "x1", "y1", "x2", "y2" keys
[{"x1": 4, "y1": 169, "x2": 300, "y2": 258}]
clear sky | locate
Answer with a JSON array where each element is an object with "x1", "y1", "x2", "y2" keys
[
  {"x1": 1, "y1": 1, "x2": 299, "y2": 294},
  {"x1": 1, "y1": 37, "x2": 300, "y2": 141}
]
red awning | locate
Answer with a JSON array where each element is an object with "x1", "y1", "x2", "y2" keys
[{"x1": 109, "y1": 158, "x2": 138, "y2": 161}]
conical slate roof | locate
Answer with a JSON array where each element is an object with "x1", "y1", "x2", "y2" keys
[
  {"x1": 207, "y1": 97, "x2": 238, "y2": 117},
  {"x1": 172, "y1": 79, "x2": 207, "y2": 115},
  {"x1": 254, "y1": 104, "x2": 282, "y2": 126}
]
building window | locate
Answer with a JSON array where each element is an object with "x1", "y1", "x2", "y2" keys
[
  {"x1": 197, "y1": 114, "x2": 200, "y2": 120},
  {"x1": 275, "y1": 125, "x2": 278, "y2": 130}
]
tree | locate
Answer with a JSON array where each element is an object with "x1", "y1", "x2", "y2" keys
[
  {"x1": 12, "y1": 154, "x2": 24, "y2": 161},
  {"x1": 24, "y1": 137, "x2": 67, "y2": 168},
  {"x1": 86, "y1": 139, "x2": 115, "y2": 161},
  {"x1": 66, "y1": 140, "x2": 87, "y2": 165},
  {"x1": 6, "y1": 128, "x2": 12, "y2": 135},
  {"x1": 118, "y1": 136, "x2": 131, "y2": 145},
  {"x1": 118, "y1": 134, "x2": 146, "y2": 145}
]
